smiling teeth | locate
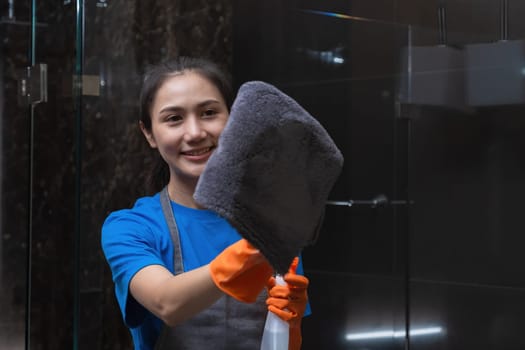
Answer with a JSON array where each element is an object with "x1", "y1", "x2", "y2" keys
[{"x1": 186, "y1": 147, "x2": 211, "y2": 156}]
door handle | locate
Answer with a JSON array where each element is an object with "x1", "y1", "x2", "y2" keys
[{"x1": 326, "y1": 194, "x2": 412, "y2": 208}]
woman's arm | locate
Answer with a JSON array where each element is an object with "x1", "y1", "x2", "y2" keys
[
  {"x1": 130, "y1": 264, "x2": 222, "y2": 327},
  {"x1": 130, "y1": 239, "x2": 274, "y2": 327}
]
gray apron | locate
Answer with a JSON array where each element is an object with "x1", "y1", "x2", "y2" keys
[{"x1": 155, "y1": 187, "x2": 267, "y2": 350}]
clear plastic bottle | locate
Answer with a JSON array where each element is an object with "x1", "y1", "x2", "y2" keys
[{"x1": 260, "y1": 275, "x2": 289, "y2": 350}]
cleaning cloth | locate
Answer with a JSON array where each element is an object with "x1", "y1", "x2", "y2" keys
[{"x1": 194, "y1": 81, "x2": 344, "y2": 275}]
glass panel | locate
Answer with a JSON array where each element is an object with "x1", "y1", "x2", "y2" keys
[
  {"x1": 2, "y1": 0, "x2": 237, "y2": 348},
  {"x1": 0, "y1": 1, "x2": 31, "y2": 348},
  {"x1": 26, "y1": 1, "x2": 76, "y2": 349},
  {"x1": 407, "y1": 20, "x2": 525, "y2": 350},
  {"x1": 233, "y1": 1, "x2": 410, "y2": 349}
]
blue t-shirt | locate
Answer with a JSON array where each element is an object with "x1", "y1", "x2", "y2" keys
[{"x1": 101, "y1": 192, "x2": 309, "y2": 350}]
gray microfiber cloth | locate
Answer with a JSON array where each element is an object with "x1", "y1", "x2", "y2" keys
[{"x1": 194, "y1": 81, "x2": 344, "y2": 275}]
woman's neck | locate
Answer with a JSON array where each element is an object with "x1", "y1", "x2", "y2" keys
[{"x1": 167, "y1": 177, "x2": 199, "y2": 208}]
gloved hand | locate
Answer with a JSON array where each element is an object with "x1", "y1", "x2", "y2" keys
[
  {"x1": 209, "y1": 239, "x2": 274, "y2": 303},
  {"x1": 266, "y1": 257, "x2": 309, "y2": 350}
]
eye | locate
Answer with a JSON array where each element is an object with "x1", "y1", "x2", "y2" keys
[
  {"x1": 166, "y1": 114, "x2": 183, "y2": 123},
  {"x1": 202, "y1": 109, "x2": 217, "y2": 118}
]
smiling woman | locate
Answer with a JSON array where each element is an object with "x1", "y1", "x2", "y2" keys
[
  {"x1": 140, "y1": 70, "x2": 229, "y2": 207},
  {"x1": 100, "y1": 57, "x2": 310, "y2": 350},
  {"x1": 138, "y1": 57, "x2": 235, "y2": 197}
]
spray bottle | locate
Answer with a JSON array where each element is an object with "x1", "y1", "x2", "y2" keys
[{"x1": 260, "y1": 275, "x2": 289, "y2": 350}]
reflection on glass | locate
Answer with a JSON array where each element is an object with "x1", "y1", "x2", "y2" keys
[
  {"x1": 346, "y1": 326, "x2": 443, "y2": 340},
  {"x1": 299, "y1": 9, "x2": 380, "y2": 23},
  {"x1": 466, "y1": 39, "x2": 525, "y2": 107},
  {"x1": 295, "y1": 45, "x2": 347, "y2": 66}
]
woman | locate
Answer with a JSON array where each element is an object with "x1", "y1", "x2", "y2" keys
[{"x1": 101, "y1": 57, "x2": 309, "y2": 350}]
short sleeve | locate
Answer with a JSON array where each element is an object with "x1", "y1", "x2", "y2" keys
[{"x1": 101, "y1": 207, "x2": 169, "y2": 327}]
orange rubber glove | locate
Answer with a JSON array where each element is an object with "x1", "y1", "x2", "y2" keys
[
  {"x1": 266, "y1": 257, "x2": 309, "y2": 350},
  {"x1": 209, "y1": 239, "x2": 274, "y2": 303}
]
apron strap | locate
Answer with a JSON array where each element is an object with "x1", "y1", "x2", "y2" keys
[{"x1": 160, "y1": 186, "x2": 185, "y2": 274}]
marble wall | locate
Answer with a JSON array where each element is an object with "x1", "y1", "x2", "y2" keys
[
  {"x1": 81, "y1": 1, "x2": 232, "y2": 348},
  {"x1": 1, "y1": 4, "x2": 32, "y2": 348},
  {"x1": 1, "y1": 0, "x2": 232, "y2": 349}
]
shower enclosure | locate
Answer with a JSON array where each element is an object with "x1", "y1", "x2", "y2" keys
[{"x1": 3, "y1": 0, "x2": 525, "y2": 349}]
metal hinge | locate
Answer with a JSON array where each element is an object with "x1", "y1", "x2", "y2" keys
[{"x1": 17, "y1": 63, "x2": 48, "y2": 106}]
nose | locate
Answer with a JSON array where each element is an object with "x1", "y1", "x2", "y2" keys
[{"x1": 183, "y1": 116, "x2": 206, "y2": 142}]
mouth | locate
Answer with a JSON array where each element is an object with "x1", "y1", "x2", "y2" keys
[{"x1": 181, "y1": 146, "x2": 214, "y2": 157}]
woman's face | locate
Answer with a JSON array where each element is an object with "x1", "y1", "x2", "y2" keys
[{"x1": 141, "y1": 71, "x2": 229, "y2": 186}]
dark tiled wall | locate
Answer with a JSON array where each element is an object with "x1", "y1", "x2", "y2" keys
[{"x1": 234, "y1": 0, "x2": 525, "y2": 349}]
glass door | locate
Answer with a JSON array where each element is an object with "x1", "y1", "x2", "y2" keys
[
  {"x1": 1, "y1": 1, "x2": 78, "y2": 348},
  {"x1": 233, "y1": 1, "x2": 410, "y2": 349},
  {"x1": 2, "y1": 1, "x2": 235, "y2": 348},
  {"x1": 1, "y1": 0, "x2": 238, "y2": 348}
]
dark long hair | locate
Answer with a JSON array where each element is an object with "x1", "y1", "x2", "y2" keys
[{"x1": 139, "y1": 57, "x2": 234, "y2": 193}]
